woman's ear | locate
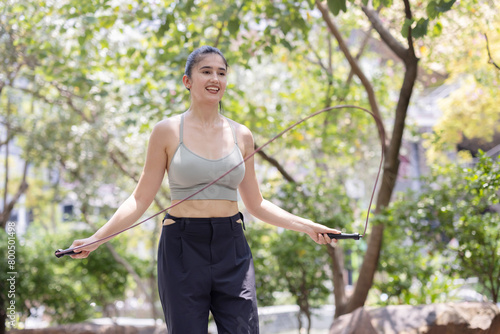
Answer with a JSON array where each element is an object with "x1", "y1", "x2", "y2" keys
[{"x1": 182, "y1": 75, "x2": 191, "y2": 91}]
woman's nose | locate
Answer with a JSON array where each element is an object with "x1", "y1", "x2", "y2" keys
[{"x1": 210, "y1": 72, "x2": 219, "y2": 81}]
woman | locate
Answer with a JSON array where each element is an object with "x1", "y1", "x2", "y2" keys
[{"x1": 68, "y1": 45, "x2": 340, "y2": 333}]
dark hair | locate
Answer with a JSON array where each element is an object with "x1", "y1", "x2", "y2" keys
[{"x1": 184, "y1": 45, "x2": 228, "y2": 79}]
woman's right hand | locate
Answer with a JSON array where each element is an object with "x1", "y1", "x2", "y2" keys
[{"x1": 68, "y1": 236, "x2": 102, "y2": 259}]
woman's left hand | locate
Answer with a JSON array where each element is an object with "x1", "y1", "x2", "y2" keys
[{"x1": 304, "y1": 221, "x2": 341, "y2": 245}]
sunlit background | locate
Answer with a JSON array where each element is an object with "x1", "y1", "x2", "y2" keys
[{"x1": 1, "y1": 0, "x2": 499, "y2": 333}]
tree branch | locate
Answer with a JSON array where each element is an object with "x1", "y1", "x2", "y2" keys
[
  {"x1": 306, "y1": 40, "x2": 332, "y2": 76},
  {"x1": 0, "y1": 161, "x2": 29, "y2": 229},
  {"x1": 327, "y1": 244, "x2": 347, "y2": 317},
  {"x1": 361, "y1": 5, "x2": 408, "y2": 60},
  {"x1": 345, "y1": 28, "x2": 373, "y2": 95},
  {"x1": 485, "y1": 33, "x2": 500, "y2": 71},
  {"x1": 13, "y1": 86, "x2": 55, "y2": 104},
  {"x1": 255, "y1": 143, "x2": 298, "y2": 183},
  {"x1": 108, "y1": 147, "x2": 170, "y2": 204},
  {"x1": 214, "y1": 22, "x2": 225, "y2": 48},
  {"x1": 14, "y1": 84, "x2": 93, "y2": 124},
  {"x1": 3, "y1": 101, "x2": 9, "y2": 211},
  {"x1": 402, "y1": 0, "x2": 416, "y2": 56},
  {"x1": 315, "y1": 0, "x2": 386, "y2": 147},
  {"x1": 328, "y1": 33, "x2": 333, "y2": 75}
]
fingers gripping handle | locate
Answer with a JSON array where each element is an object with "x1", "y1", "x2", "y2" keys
[
  {"x1": 326, "y1": 233, "x2": 362, "y2": 240},
  {"x1": 55, "y1": 248, "x2": 80, "y2": 258}
]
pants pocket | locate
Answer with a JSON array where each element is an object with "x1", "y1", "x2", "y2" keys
[{"x1": 234, "y1": 233, "x2": 251, "y2": 265}]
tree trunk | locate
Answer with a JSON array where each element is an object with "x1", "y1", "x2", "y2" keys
[
  {"x1": 347, "y1": 35, "x2": 419, "y2": 317},
  {"x1": 0, "y1": 160, "x2": 29, "y2": 230},
  {"x1": 327, "y1": 244, "x2": 348, "y2": 318},
  {"x1": 297, "y1": 311, "x2": 303, "y2": 333},
  {"x1": 316, "y1": 0, "x2": 420, "y2": 317},
  {"x1": 306, "y1": 310, "x2": 312, "y2": 334}
]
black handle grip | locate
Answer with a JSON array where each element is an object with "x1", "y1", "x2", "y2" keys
[
  {"x1": 55, "y1": 248, "x2": 80, "y2": 258},
  {"x1": 326, "y1": 233, "x2": 361, "y2": 240}
]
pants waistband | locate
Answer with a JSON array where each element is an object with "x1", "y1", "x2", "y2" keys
[{"x1": 163, "y1": 212, "x2": 245, "y2": 230}]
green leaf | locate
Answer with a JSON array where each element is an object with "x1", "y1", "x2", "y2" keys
[
  {"x1": 435, "y1": 0, "x2": 456, "y2": 13},
  {"x1": 126, "y1": 48, "x2": 136, "y2": 57},
  {"x1": 431, "y1": 21, "x2": 443, "y2": 37},
  {"x1": 381, "y1": 0, "x2": 393, "y2": 7},
  {"x1": 156, "y1": 14, "x2": 174, "y2": 38},
  {"x1": 281, "y1": 39, "x2": 293, "y2": 51},
  {"x1": 413, "y1": 18, "x2": 429, "y2": 38},
  {"x1": 228, "y1": 18, "x2": 240, "y2": 35},
  {"x1": 327, "y1": 0, "x2": 347, "y2": 16},
  {"x1": 77, "y1": 35, "x2": 86, "y2": 46},
  {"x1": 401, "y1": 18, "x2": 413, "y2": 38},
  {"x1": 83, "y1": 15, "x2": 97, "y2": 25},
  {"x1": 426, "y1": 1, "x2": 438, "y2": 18},
  {"x1": 99, "y1": 15, "x2": 117, "y2": 29},
  {"x1": 427, "y1": 0, "x2": 456, "y2": 19}
]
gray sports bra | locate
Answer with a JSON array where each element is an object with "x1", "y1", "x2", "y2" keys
[{"x1": 167, "y1": 114, "x2": 246, "y2": 201}]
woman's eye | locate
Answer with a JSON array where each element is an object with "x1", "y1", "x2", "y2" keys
[{"x1": 219, "y1": 72, "x2": 226, "y2": 76}]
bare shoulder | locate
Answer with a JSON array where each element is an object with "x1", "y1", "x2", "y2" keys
[
  {"x1": 153, "y1": 114, "x2": 181, "y2": 135},
  {"x1": 227, "y1": 118, "x2": 254, "y2": 156},
  {"x1": 149, "y1": 114, "x2": 182, "y2": 150},
  {"x1": 155, "y1": 114, "x2": 181, "y2": 130}
]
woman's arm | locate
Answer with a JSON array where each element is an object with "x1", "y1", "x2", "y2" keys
[
  {"x1": 237, "y1": 125, "x2": 340, "y2": 244},
  {"x1": 69, "y1": 121, "x2": 172, "y2": 258}
]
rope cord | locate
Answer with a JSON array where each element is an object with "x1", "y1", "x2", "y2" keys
[{"x1": 55, "y1": 105, "x2": 385, "y2": 257}]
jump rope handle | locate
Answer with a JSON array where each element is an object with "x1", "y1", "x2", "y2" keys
[
  {"x1": 326, "y1": 233, "x2": 362, "y2": 240},
  {"x1": 55, "y1": 233, "x2": 361, "y2": 258},
  {"x1": 55, "y1": 232, "x2": 362, "y2": 258},
  {"x1": 54, "y1": 248, "x2": 80, "y2": 258}
]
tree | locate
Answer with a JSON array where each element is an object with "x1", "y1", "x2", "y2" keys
[
  {"x1": 4, "y1": 0, "x2": 496, "y2": 331},
  {"x1": 380, "y1": 152, "x2": 499, "y2": 303},
  {"x1": 0, "y1": 0, "x2": 36, "y2": 229},
  {"x1": 271, "y1": 179, "x2": 353, "y2": 333},
  {"x1": 0, "y1": 225, "x2": 148, "y2": 332},
  {"x1": 423, "y1": 8, "x2": 500, "y2": 162},
  {"x1": 0, "y1": 0, "x2": 326, "y2": 329},
  {"x1": 309, "y1": 0, "x2": 462, "y2": 316}
]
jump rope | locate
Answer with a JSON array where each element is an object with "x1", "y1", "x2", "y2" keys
[{"x1": 55, "y1": 104, "x2": 385, "y2": 258}]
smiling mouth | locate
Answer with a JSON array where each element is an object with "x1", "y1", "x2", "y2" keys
[{"x1": 206, "y1": 87, "x2": 220, "y2": 93}]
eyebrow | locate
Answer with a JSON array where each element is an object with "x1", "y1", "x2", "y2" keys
[{"x1": 199, "y1": 65, "x2": 226, "y2": 71}]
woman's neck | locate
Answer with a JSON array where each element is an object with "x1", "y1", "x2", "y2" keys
[{"x1": 185, "y1": 104, "x2": 222, "y2": 127}]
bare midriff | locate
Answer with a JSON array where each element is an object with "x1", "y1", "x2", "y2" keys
[{"x1": 165, "y1": 199, "x2": 239, "y2": 222}]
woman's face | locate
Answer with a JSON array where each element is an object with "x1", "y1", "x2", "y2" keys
[{"x1": 183, "y1": 54, "x2": 227, "y2": 106}]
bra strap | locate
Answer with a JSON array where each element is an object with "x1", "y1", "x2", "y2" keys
[
  {"x1": 225, "y1": 117, "x2": 238, "y2": 144},
  {"x1": 179, "y1": 113, "x2": 184, "y2": 144}
]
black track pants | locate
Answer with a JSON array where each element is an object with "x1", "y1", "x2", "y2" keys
[{"x1": 157, "y1": 212, "x2": 259, "y2": 334}]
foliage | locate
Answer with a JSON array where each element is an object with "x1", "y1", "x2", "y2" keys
[
  {"x1": 0, "y1": 224, "x2": 148, "y2": 328},
  {"x1": 262, "y1": 177, "x2": 354, "y2": 331},
  {"x1": 375, "y1": 152, "x2": 500, "y2": 303},
  {"x1": 1, "y1": 0, "x2": 498, "y2": 330},
  {"x1": 245, "y1": 221, "x2": 281, "y2": 306},
  {"x1": 374, "y1": 200, "x2": 457, "y2": 305},
  {"x1": 328, "y1": 0, "x2": 456, "y2": 38},
  {"x1": 248, "y1": 169, "x2": 358, "y2": 330},
  {"x1": 422, "y1": 2, "x2": 500, "y2": 162}
]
